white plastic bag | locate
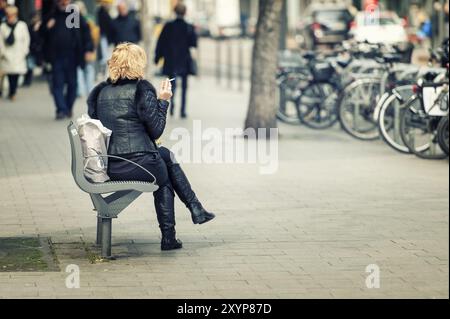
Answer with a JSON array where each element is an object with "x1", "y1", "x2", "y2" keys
[
  {"x1": 423, "y1": 85, "x2": 449, "y2": 117},
  {"x1": 75, "y1": 114, "x2": 112, "y2": 183}
]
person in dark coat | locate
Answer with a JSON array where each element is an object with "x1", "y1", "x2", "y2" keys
[
  {"x1": 0, "y1": 0, "x2": 6, "y2": 23},
  {"x1": 0, "y1": 0, "x2": 6, "y2": 97},
  {"x1": 110, "y1": 1, "x2": 141, "y2": 45},
  {"x1": 97, "y1": 0, "x2": 113, "y2": 43},
  {"x1": 23, "y1": 12, "x2": 44, "y2": 87},
  {"x1": 40, "y1": 0, "x2": 94, "y2": 120},
  {"x1": 155, "y1": 3, "x2": 197, "y2": 118},
  {"x1": 87, "y1": 43, "x2": 215, "y2": 251},
  {"x1": 96, "y1": 0, "x2": 113, "y2": 74}
]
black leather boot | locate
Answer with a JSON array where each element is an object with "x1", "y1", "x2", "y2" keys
[
  {"x1": 161, "y1": 228, "x2": 183, "y2": 251},
  {"x1": 153, "y1": 184, "x2": 183, "y2": 251},
  {"x1": 167, "y1": 164, "x2": 215, "y2": 225}
]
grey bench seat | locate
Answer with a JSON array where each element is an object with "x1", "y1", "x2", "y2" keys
[{"x1": 67, "y1": 122, "x2": 159, "y2": 259}]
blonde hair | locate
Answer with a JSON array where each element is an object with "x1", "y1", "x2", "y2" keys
[
  {"x1": 108, "y1": 43, "x2": 147, "y2": 83},
  {"x1": 5, "y1": 5, "x2": 19, "y2": 16}
]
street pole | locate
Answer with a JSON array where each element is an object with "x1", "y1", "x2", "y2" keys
[
  {"x1": 279, "y1": 0, "x2": 288, "y2": 51},
  {"x1": 438, "y1": 0, "x2": 446, "y2": 45},
  {"x1": 227, "y1": 39, "x2": 233, "y2": 89},
  {"x1": 279, "y1": 0, "x2": 288, "y2": 121},
  {"x1": 216, "y1": 38, "x2": 222, "y2": 85},
  {"x1": 140, "y1": 0, "x2": 153, "y2": 79},
  {"x1": 238, "y1": 37, "x2": 244, "y2": 92}
]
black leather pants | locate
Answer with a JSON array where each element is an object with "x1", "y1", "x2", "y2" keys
[
  {"x1": 108, "y1": 147, "x2": 205, "y2": 239},
  {"x1": 108, "y1": 150, "x2": 176, "y2": 235},
  {"x1": 108, "y1": 146, "x2": 204, "y2": 235},
  {"x1": 158, "y1": 147, "x2": 199, "y2": 207}
]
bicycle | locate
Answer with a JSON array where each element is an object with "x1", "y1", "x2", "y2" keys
[{"x1": 399, "y1": 73, "x2": 449, "y2": 160}]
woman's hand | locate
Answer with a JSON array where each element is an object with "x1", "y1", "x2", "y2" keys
[{"x1": 158, "y1": 79, "x2": 173, "y2": 101}]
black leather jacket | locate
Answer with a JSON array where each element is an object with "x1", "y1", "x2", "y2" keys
[{"x1": 87, "y1": 79, "x2": 169, "y2": 156}]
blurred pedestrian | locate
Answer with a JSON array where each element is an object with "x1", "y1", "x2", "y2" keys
[
  {"x1": 432, "y1": 1, "x2": 442, "y2": 47},
  {"x1": 0, "y1": 0, "x2": 6, "y2": 23},
  {"x1": 445, "y1": 0, "x2": 450, "y2": 38},
  {"x1": 40, "y1": 0, "x2": 93, "y2": 120},
  {"x1": 23, "y1": 12, "x2": 43, "y2": 87},
  {"x1": 96, "y1": 0, "x2": 113, "y2": 77},
  {"x1": 110, "y1": 1, "x2": 141, "y2": 46},
  {"x1": 240, "y1": 12, "x2": 249, "y2": 37},
  {"x1": 0, "y1": 0, "x2": 8, "y2": 97},
  {"x1": 416, "y1": 11, "x2": 432, "y2": 48},
  {"x1": 155, "y1": 3, "x2": 198, "y2": 118},
  {"x1": 75, "y1": 1, "x2": 99, "y2": 97},
  {"x1": 0, "y1": 6, "x2": 30, "y2": 101}
]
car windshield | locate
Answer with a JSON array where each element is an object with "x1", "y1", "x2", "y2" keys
[
  {"x1": 359, "y1": 14, "x2": 400, "y2": 26},
  {"x1": 315, "y1": 10, "x2": 351, "y2": 23},
  {"x1": 377, "y1": 17, "x2": 399, "y2": 25}
]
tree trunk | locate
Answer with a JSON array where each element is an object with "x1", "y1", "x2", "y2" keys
[
  {"x1": 140, "y1": 0, "x2": 153, "y2": 79},
  {"x1": 244, "y1": 0, "x2": 284, "y2": 136}
]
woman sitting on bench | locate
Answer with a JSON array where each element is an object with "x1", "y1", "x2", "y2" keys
[{"x1": 87, "y1": 43, "x2": 215, "y2": 251}]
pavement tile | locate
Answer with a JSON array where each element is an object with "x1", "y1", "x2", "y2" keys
[{"x1": 0, "y1": 72, "x2": 448, "y2": 299}]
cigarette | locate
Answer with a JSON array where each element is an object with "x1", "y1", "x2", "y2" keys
[{"x1": 169, "y1": 78, "x2": 176, "y2": 82}]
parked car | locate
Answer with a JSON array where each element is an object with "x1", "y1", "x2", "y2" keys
[
  {"x1": 350, "y1": 11, "x2": 409, "y2": 45},
  {"x1": 349, "y1": 11, "x2": 413, "y2": 62},
  {"x1": 298, "y1": 4, "x2": 354, "y2": 49}
]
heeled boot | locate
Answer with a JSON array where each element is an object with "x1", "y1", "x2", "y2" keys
[
  {"x1": 167, "y1": 164, "x2": 215, "y2": 225},
  {"x1": 153, "y1": 184, "x2": 183, "y2": 251}
]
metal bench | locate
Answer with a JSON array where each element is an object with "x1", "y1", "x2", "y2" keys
[{"x1": 67, "y1": 122, "x2": 159, "y2": 259}]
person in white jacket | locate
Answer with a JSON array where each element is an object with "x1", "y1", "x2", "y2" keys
[{"x1": 0, "y1": 6, "x2": 30, "y2": 101}]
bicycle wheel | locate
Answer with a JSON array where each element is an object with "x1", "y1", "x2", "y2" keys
[
  {"x1": 276, "y1": 85, "x2": 301, "y2": 125},
  {"x1": 378, "y1": 85, "x2": 416, "y2": 154},
  {"x1": 437, "y1": 116, "x2": 449, "y2": 155},
  {"x1": 276, "y1": 73, "x2": 308, "y2": 125},
  {"x1": 338, "y1": 78, "x2": 382, "y2": 140},
  {"x1": 297, "y1": 82, "x2": 339, "y2": 130},
  {"x1": 400, "y1": 96, "x2": 448, "y2": 160}
]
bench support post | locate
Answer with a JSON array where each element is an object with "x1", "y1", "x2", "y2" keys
[
  {"x1": 96, "y1": 217, "x2": 102, "y2": 246},
  {"x1": 101, "y1": 218, "x2": 112, "y2": 258}
]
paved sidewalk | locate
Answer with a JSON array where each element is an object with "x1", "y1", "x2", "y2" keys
[{"x1": 0, "y1": 76, "x2": 448, "y2": 299}]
